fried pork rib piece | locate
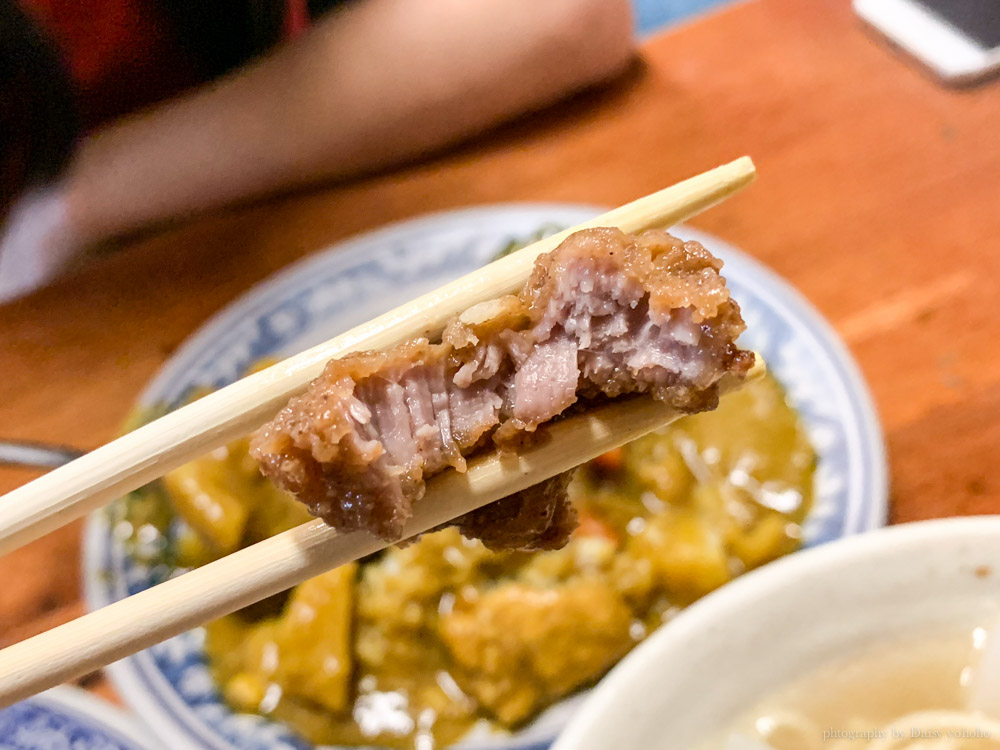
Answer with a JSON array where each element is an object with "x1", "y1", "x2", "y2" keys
[{"x1": 250, "y1": 228, "x2": 753, "y2": 550}]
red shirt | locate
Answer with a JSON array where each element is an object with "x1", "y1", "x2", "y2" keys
[{"x1": 18, "y1": 0, "x2": 309, "y2": 127}]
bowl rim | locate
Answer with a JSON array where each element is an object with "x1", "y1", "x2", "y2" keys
[
  {"x1": 82, "y1": 202, "x2": 888, "y2": 750},
  {"x1": 551, "y1": 516, "x2": 1000, "y2": 750}
]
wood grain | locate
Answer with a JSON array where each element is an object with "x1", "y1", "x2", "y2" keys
[{"x1": 2, "y1": 0, "x2": 999, "y2": 700}]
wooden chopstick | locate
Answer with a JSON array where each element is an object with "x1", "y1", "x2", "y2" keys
[
  {"x1": 0, "y1": 156, "x2": 755, "y2": 558},
  {"x1": 0, "y1": 358, "x2": 763, "y2": 708}
]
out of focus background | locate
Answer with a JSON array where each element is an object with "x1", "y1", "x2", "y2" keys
[
  {"x1": 2, "y1": 0, "x2": 1000, "y2": 749},
  {"x1": 635, "y1": 0, "x2": 733, "y2": 32}
]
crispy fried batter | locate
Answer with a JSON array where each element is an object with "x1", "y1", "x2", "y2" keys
[{"x1": 251, "y1": 228, "x2": 751, "y2": 549}]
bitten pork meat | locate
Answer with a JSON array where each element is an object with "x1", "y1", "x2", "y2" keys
[{"x1": 250, "y1": 228, "x2": 753, "y2": 550}]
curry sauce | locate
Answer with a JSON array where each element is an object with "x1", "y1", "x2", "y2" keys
[{"x1": 119, "y1": 372, "x2": 814, "y2": 748}]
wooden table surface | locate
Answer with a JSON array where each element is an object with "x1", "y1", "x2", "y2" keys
[{"x1": 3, "y1": 0, "x2": 1000, "y2": 702}]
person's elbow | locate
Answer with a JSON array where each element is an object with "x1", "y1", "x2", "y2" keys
[{"x1": 546, "y1": 0, "x2": 637, "y2": 89}]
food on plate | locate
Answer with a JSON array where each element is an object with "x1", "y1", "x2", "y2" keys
[
  {"x1": 699, "y1": 624, "x2": 1000, "y2": 750},
  {"x1": 118, "y1": 368, "x2": 814, "y2": 749},
  {"x1": 113, "y1": 225, "x2": 811, "y2": 748},
  {"x1": 250, "y1": 228, "x2": 753, "y2": 549}
]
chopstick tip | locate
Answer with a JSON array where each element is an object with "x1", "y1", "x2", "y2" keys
[{"x1": 731, "y1": 155, "x2": 757, "y2": 182}]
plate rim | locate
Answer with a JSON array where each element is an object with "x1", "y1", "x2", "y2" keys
[
  {"x1": 83, "y1": 202, "x2": 888, "y2": 750},
  {"x1": 682, "y1": 226, "x2": 888, "y2": 537},
  {"x1": 9, "y1": 686, "x2": 167, "y2": 750}
]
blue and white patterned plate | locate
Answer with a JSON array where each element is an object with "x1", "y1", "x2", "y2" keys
[
  {"x1": 83, "y1": 205, "x2": 887, "y2": 750},
  {"x1": 0, "y1": 687, "x2": 165, "y2": 750}
]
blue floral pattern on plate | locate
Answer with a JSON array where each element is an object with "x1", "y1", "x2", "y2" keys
[
  {"x1": 84, "y1": 205, "x2": 888, "y2": 750},
  {"x1": 0, "y1": 689, "x2": 159, "y2": 750}
]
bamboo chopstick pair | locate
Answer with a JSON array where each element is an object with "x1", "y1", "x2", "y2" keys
[{"x1": 0, "y1": 157, "x2": 758, "y2": 707}]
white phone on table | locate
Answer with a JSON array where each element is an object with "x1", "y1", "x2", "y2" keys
[{"x1": 854, "y1": 0, "x2": 1000, "y2": 84}]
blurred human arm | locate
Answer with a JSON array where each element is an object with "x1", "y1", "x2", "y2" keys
[{"x1": 60, "y1": 0, "x2": 633, "y2": 246}]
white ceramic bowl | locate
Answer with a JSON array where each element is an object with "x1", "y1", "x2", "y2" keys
[{"x1": 552, "y1": 517, "x2": 1000, "y2": 750}]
